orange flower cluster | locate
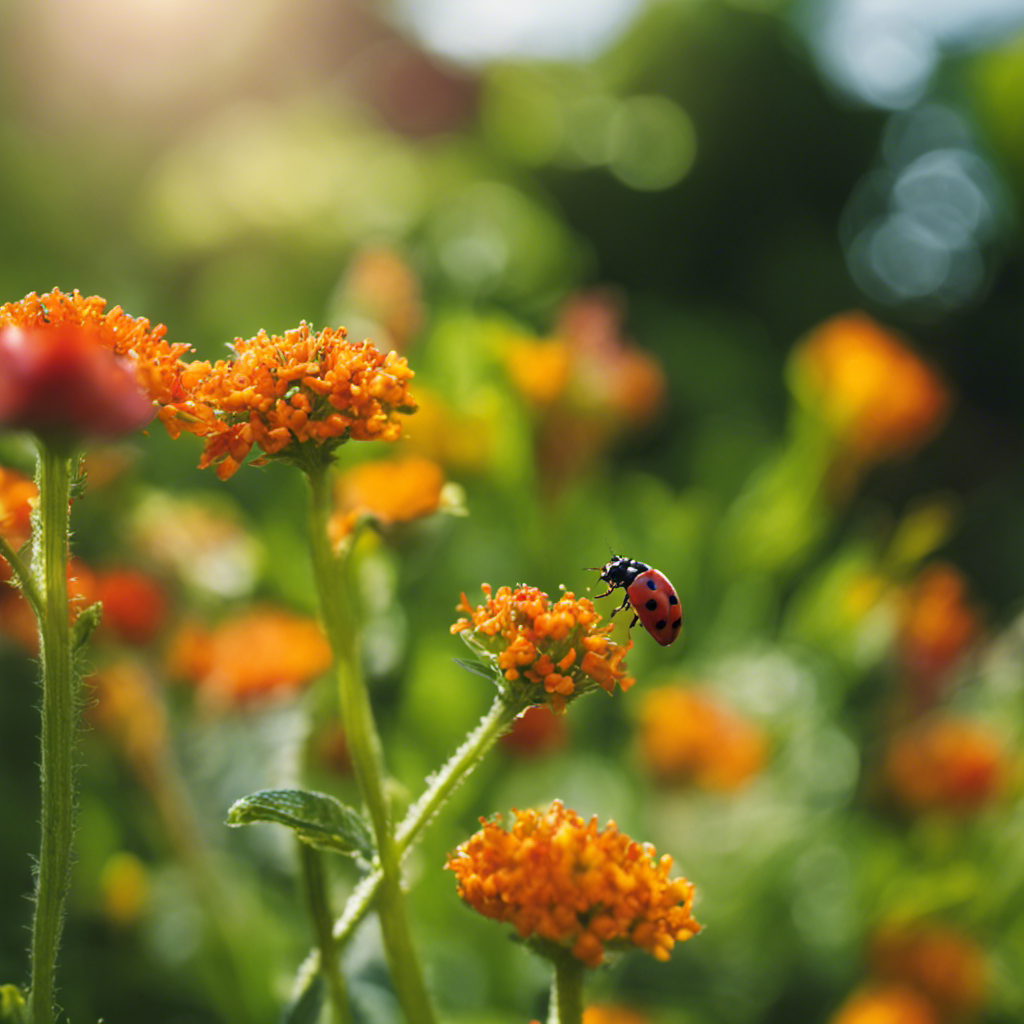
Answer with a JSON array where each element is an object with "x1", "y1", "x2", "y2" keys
[
  {"x1": 789, "y1": 312, "x2": 949, "y2": 463},
  {"x1": 166, "y1": 323, "x2": 416, "y2": 478},
  {"x1": 830, "y1": 985, "x2": 939, "y2": 1024},
  {"x1": 868, "y1": 921, "x2": 987, "y2": 1017},
  {"x1": 883, "y1": 716, "x2": 1008, "y2": 814},
  {"x1": 0, "y1": 288, "x2": 190, "y2": 440},
  {"x1": 897, "y1": 564, "x2": 981, "y2": 702},
  {"x1": 329, "y1": 455, "x2": 445, "y2": 544},
  {"x1": 167, "y1": 607, "x2": 331, "y2": 706},
  {"x1": 96, "y1": 569, "x2": 169, "y2": 646},
  {"x1": 636, "y1": 686, "x2": 767, "y2": 791},
  {"x1": 451, "y1": 583, "x2": 633, "y2": 713},
  {"x1": 447, "y1": 800, "x2": 700, "y2": 967}
]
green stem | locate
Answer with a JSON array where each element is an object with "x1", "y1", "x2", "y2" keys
[
  {"x1": 547, "y1": 949, "x2": 585, "y2": 1024},
  {"x1": 305, "y1": 463, "x2": 437, "y2": 1024},
  {"x1": 331, "y1": 696, "x2": 524, "y2": 947},
  {"x1": 0, "y1": 533, "x2": 42, "y2": 617},
  {"x1": 298, "y1": 842, "x2": 351, "y2": 1024},
  {"x1": 27, "y1": 443, "x2": 75, "y2": 1024}
]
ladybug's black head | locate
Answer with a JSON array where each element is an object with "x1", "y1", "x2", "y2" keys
[{"x1": 597, "y1": 555, "x2": 649, "y2": 587}]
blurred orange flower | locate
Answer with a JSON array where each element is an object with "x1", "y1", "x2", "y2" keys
[
  {"x1": 338, "y1": 246, "x2": 424, "y2": 351},
  {"x1": 0, "y1": 288, "x2": 190, "y2": 441},
  {"x1": 503, "y1": 336, "x2": 573, "y2": 406},
  {"x1": 87, "y1": 659, "x2": 168, "y2": 771},
  {"x1": 583, "y1": 1008, "x2": 649, "y2": 1024},
  {"x1": 167, "y1": 324, "x2": 416, "y2": 478},
  {"x1": 0, "y1": 557, "x2": 97, "y2": 652},
  {"x1": 883, "y1": 716, "x2": 1009, "y2": 814},
  {"x1": 329, "y1": 455, "x2": 445, "y2": 544},
  {"x1": 167, "y1": 607, "x2": 331, "y2": 706},
  {"x1": 499, "y1": 704, "x2": 568, "y2": 758},
  {"x1": 0, "y1": 465, "x2": 37, "y2": 580},
  {"x1": 789, "y1": 312, "x2": 949, "y2": 463},
  {"x1": 451, "y1": 583, "x2": 633, "y2": 714},
  {"x1": 96, "y1": 568, "x2": 169, "y2": 646},
  {"x1": 636, "y1": 686, "x2": 767, "y2": 791},
  {"x1": 98, "y1": 851, "x2": 150, "y2": 930},
  {"x1": 830, "y1": 985, "x2": 939, "y2": 1024},
  {"x1": 897, "y1": 564, "x2": 981, "y2": 704},
  {"x1": 868, "y1": 921, "x2": 987, "y2": 1017},
  {"x1": 447, "y1": 799, "x2": 700, "y2": 967}
]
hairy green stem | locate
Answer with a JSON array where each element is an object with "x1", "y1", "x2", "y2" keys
[
  {"x1": 331, "y1": 696, "x2": 524, "y2": 947},
  {"x1": 547, "y1": 949, "x2": 585, "y2": 1024},
  {"x1": 27, "y1": 443, "x2": 75, "y2": 1024},
  {"x1": 298, "y1": 842, "x2": 350, "y2": 1024},
  {"x1": 305, "y1": 463, "x2": 437, "y2": 1024}
]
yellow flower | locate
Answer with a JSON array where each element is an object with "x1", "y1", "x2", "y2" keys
[
  {"x1": 636, "y1": 686, "x2": 766, "y2": 791},
  {"x1": 446, "y1": 799, "x2": 700, "y2": 967},
  {"x1": 168, "y1": 323, "x2": 416, "y2": 478},
  {"x1": 167, "y1": 607, "x2": 332, "y2": 706},
  {"x1": 789, "y1": 312, "x2": 949, "y2": 463},
  {"x1": 329, "y1": 455, "x2": 445, "y2": 544},
  {"x1": 451, "y1": 583, "x2": 633, "y2": 714}
]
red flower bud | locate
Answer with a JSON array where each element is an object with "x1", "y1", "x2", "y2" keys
[{"x1": 0, "y1": 325, "x2": 155, "y2": 442}]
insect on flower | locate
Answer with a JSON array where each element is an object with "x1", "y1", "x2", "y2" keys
[{"x1": 589, "y1": 555, "x2": 682, "y2": 646}]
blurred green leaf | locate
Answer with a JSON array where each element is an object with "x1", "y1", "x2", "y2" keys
[
  {"x1": 226, "y1": 789, "x2": 374, "y2": 860},
  {"x1": 278, "y1": 973, "x2": 324, "y2": 1024}
]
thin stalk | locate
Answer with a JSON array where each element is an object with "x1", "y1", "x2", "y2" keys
[
  {"x1": 298, "y1": 842, "x2": 351, "y2": 1024},
  {"x1": 27, "y1": 442, "x2": 75, "y2": 1024},
  {"x1": 330, "y1": 696, "x2": 523, "y2": 947},
  {"x1": 547, "y1": 949, "x2": 585, "y2": 1024},
  {"x1": 0, "y1": 533, "x2": 42, "y2": 617},
  {"x1": 305, "y1": 463, "x2": 437, "y2": 1024}
]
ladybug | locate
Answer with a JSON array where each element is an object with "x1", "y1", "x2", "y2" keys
[{"x1": 590, "y1": 555, "x2": 682, "y2": 646}]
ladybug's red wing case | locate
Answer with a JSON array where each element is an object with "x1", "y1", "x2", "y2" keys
[{"x1": 626, "y1": 569, "x2": 682, "y2": 646}]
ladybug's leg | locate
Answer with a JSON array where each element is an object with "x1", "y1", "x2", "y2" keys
[
  {"x1": 593, "y1": 585, "x2": 616, "y2": 600},
  {"x1": 608, "y1": 591, "x2": 631, "y2": 618}
]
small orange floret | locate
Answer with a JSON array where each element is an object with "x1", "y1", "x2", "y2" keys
[
  {"x1": 166, "y1": 323, "x2": 416, "y2": 477},
  {"x1": 166, "y1": 607, "x2": 331, "y2": 706},
  {"x1": 446, "y1": 800, "x2": 700, "y2": 967},
  {"x1": 637, "y1": 686, "x2": 767, "y2": 791},
  {"x1": 883, "y1": 716, "x2": 1008, "y2": 814},
  {"x1": 96, "y1": 569, "x2": 169, "y2": 646},
  {"x1": 789, "y1": 312, "x2": 949, "y2": 463},
  {"x1": 451, "y1": 583, "x2": 633, "y2": 713},
  {"x1": 328, "y1": 455, "x2": 444, "y2": 543}
]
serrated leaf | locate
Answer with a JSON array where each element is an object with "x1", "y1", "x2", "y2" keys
[
  {"x1": 227, "y1": 789, "x2": 374, "y2": 859},
  {"x1": 279, "y1": 973, "x2": 324, "y2": 1024},
  {"x1": 453, "y1": 658, "x2": 500, "y2": 682}
]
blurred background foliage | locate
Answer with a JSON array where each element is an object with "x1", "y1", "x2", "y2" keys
[{"x1": 4, "y1": 0, "x2": 1024, "y2": 1022}]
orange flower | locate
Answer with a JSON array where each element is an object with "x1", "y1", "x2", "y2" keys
[
  {"x1": 329, "y1": 455, "x2": 445, "y2": 543},
  {"x1": 897, "y1": 564, "x2": 981, "y2": 703},
  {"x1": 338, "y1": 246, "x2": 424, "y2": 351},
  {"x1": 503, "y1": 336, "x2": 573, "y2": 406},
  {"x1": 499, "y1": 704, "x2": 569, "y2": 757},
  {"x1": 166, "y1": 607, "x2": 332, "y2": 705},
  {"x1": 167, "y1": 323, "x2": 416, "y2": 478},
  {"x1": 583, "y1": 1008, "x2": 649, "y2": 1024},
  {"x1": 636, "y1": 686, "x2": 766, "y2": 791},
  {"x1": 451, "y1": 583, "x2": 633, "y2": 714},
  {"x1": 830, "y1": 985, "x2": 939, "y2": 1024},
  {"x1": 868, "y1": 921, "x2": 987, "y2": 1016},
  {"x1": 789, "y1": 312, "x2": 949, "y2": 463},
  {"x1": 883, "y1": 716, "x2": 1008, "y2": 814},
  {"x1": 0, "y1": 288, "x2": 190, "y2": 441},
  {"x1": 401, "y1": 387, "x2": 493, "y2": 472},
  {"x1": 99, "y1": 851, "x2": 149, "y2": 930},
  {"x1": 96, "y1": 569, "x2": 169, "y2": 646},
  {"x1": 0, "y1": 465, "x2": 37, "y2": 579},
  {"x1": 446, "y1": 799, "x2": 700, "y2": 967}
]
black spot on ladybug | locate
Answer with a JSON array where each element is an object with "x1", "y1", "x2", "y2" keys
[
  {"x1": 672, "y1": 617, "x2": 682, "y2": 629},
  {"x1": 645, "y1": 599, "x2": 658, "y2": 610},
  {"x1": 646, "y1": 579, "x2": 657, "y2": 590},
  {"x1": 668, "y1": 594, "x2": 679, "y2": 605},
  {"x1": 655, "y1": 619, "x2": 667, "y2": 630}
]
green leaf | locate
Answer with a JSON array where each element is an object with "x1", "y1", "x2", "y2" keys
[
  {"x1": 71, "y1": 601, "x2": 103, "y2": 650},
  {"x1": 278, "y1": 973, "x2": 324, "y2": 1024},
  {"x1": 453, "y1": 658, "x2": 500, "y2": 682},
  {"x1": 227, "y1": 789, "x2": 374, "y2": 860},
  {"x1": 0, "y1": 985, "x2": 28, "y2": 1024}
]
